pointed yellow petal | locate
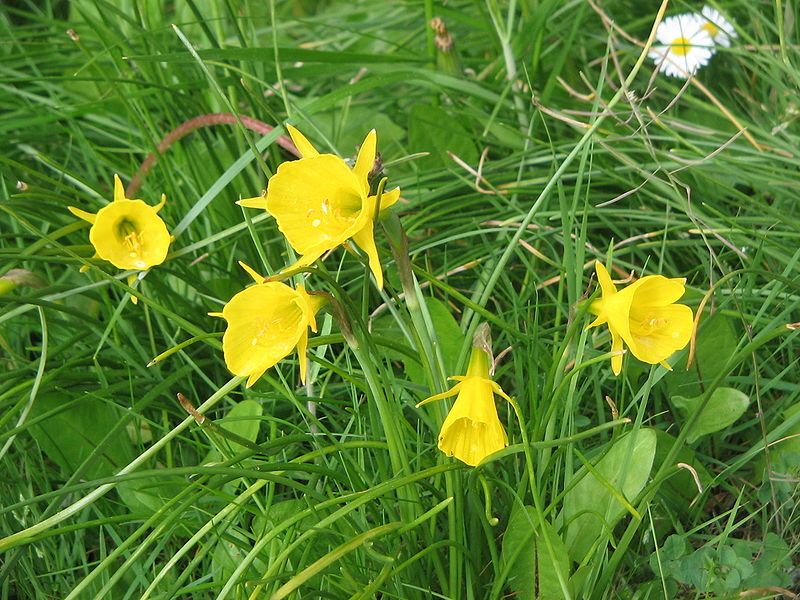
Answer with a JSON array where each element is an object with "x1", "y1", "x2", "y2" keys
[
  {"x1": 610, "y1": 328, "x2": 625, "y2": 376},
  {"x1": 416, "y1": 382, "x2": 463, "y2": 408},
  {"x1": 79, "y1": 264, "x2": 91, "y2": 273},
  {"x1": 630, "y1": 275, "x2": 687, "y2": 307},
  {"x1": 351, "y1": 220, "x2": 383, "y2": 289},
  {"x1": 281, "y1": 250, "x2": 324, "y2": 277},
  {"x1": 127, "y1": 274, "x2": 138, "y2": 286},
  {"x1": 237, "y1": 194, "x2": 268, "y2": 210},
  {"x1": 246, "y1": 368, "x2": 267, "y2": 388},
  {"x1": 154, "y1": 193, "x2": 167, "y2": 213},
  {"x1": 595, "y1": 261, "x2": 617, "y2": 297},
  {"x1": 490, "y1": 381, "x2": 513, "y2": 404},
  {"x1": 113, "y1": 174, "x2": 127, "y2": 202},
  {"x1": 296, "y1": 285, "x2": 326, "y2": 333},
  {"x1": 585, "y1": 311, "x2": 607, "y2": 330},
  {"x1": 353, "y1": 129, "x2": 377, "y2": 186},
  {"x1": 306, "y1": 294, "x2": 327, "y2": 321},
  {"x1": 286, "y1": 124, "x2": 319, "y2": 158},
  {"x1": 208, "y1": 311, "x2": 224, "y2": 318},
  {"x1": 238, "y1": 261, "x2": 265, "y2": 284},
  {"x1": 377, "y1": 187, "x2": 401, "y2": 212},
  {"x1": 297, "y1": 329, "x2": 309, "y2": 384},
  {"x1": 68, "y1": 206, "x2": 97, "y2": 224}
]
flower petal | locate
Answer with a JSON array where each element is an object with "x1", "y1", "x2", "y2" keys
[
  {"x1": 267, "y1": 155, "x2": 367, "y2": 256},
  {"x1": 286, "y1": 125, "x2": 319, "y2": 158},
  {"x1": 221, "y1": 283, "x2": 307, "y2": 382},
  {"x1": 237, "y1": 194, "x2": 268, "y2": 210},
  {"x1": 353, "y1": 129, "x2": 377, "y2": 192},
  {"x1": 246, "y1": 367, "x2": 268, "y2": 388},
  {"x1": 296, "y1": 286, "x2": 326, "y2": 333},
  {"x1": 377, "y1": 187, "x2": 401, "y2": 212},
  {"x1": 610, "y1": 327, "x2": 625, "y2": 376},
  {"x1": 297, "y1": 328, "x2": 309, "y2": 384},
  {"x1": 438, "y1": 417, "x2": 507, "y2": 467},
  {"x1": 113, "y1": 174, "x2": 127, "y2": 203},
  {"x1": 627, "y1": 303, "x2": 694, "y2": 365},
  {"x1": 630, "y1": 275, "x2": 686, "y2": 307},
  {"x1": 595, "y1": 261, "x2": 617, "y2": 297},
  {"x1": 438, "y1": 378, "x2": 507, "y2": 466},
  {"x1": 416, "y1": 382, "x2": 463, "y2": 407},
  {"x1": 89, "y1": 199, "x2": 170, "y2": 270},
  {"x1": 68, "y1": 206, "x2": 97, "y2": 224},
  {"x1": 351, "y1": 219, "x2": 383, "y2": 289},
  {"x1": 238, "y1": 260, "x2": 265, "y2": 284}
]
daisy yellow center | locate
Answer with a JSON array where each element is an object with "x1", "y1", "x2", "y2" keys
[
  {"x1": 669, "y1": 36, "x2": 691, "y2": 56},
  {"x1": 703, "y1": 22, "x2": 719, "y2": 37}
]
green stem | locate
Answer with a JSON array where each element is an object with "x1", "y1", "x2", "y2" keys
[{"x1": 506, "y1": 395, "x2": 573, "y2": 600}]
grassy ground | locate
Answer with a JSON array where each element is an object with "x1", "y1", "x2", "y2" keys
[{"x1": 1, "y1": 0, "x2": 799, "y2": 598}]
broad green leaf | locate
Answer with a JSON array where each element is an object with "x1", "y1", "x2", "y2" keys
[
  {"x1": 500, "y1": 505, "x2": 571, "y2": 600},
  {"x1": 668, "y1": 313, "x2": 738, "y2": 398},
  {"x1": 404, "y1": 297, "x2": 464, "y2": 385},
  {"x1": 652, "y1": 430, "x2": 713, "y2": 505},
  {"x1": 672, "y1": 387, "x2": 750, "y2": 444},
  {"x1": 747, "y1": 533, "x2": 794, "y2": 588},
  {"x1": 211, "y1": 528, "x2": 266, "y2": 587},
  {"x1": 117, "y1": 475, "x2": 182, "y2": 516},
  {"x1": 203, "y1": 399, "x2": 263, "y2": 463},
  {"x1": 561, "y1": 429, "x2": 657, "y2": 563},
  {"x1": 28, "y1": 394, "x2": 133, "y2": 480},
  {"x1": 769, "y1": 401, "x2": 800, "y2": 469},
  {"x1": 408, "y1": 104, "x2": 478, "y2": 168}
]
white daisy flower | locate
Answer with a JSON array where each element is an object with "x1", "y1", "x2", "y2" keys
[
  {"x1": 701, "y1": 5, "x2": 737, "y2": 48},
  {"x1": 649, "y1": 14, "x2": 715, "y2": 78}
]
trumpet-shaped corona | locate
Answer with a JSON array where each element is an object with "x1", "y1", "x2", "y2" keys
[
  {"x1": 68, "y1": 174, "x2": 170, "y2": 271},
  {"x1": 238, "y1": 125, "x2": 400, "y2": 289},
  {"x1": 210, "y1": 262, "x2": 325, "y2": 388},
  {"x1": 417, "y1": 336, "x2": 511, "y2": 467},
  {"x1": 587, "y1": 261, "x2": 694, "y2": 375}
]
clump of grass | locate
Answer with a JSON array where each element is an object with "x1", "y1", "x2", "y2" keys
[{"x1": 1, "y1": 1, "x2": 798, "y2": 598}]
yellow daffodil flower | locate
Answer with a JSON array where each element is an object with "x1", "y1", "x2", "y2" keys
[
  {"x1": 587, "y1": 261, "x2": 694, "y2": 375},
  {"x1": 68, "y1": 174, "x2": 171, "y2": 272},
  {"x1": 238, "y1": 125, "x2": 400, "y2": 289},
  {"x1": 417, "y1": 329, "x2": 511, "y2": 467},
  {"x1": 210, "y1": 262, "x2": 325, "y2": 388}
]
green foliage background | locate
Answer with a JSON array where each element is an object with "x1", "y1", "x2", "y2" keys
[{"x1": 1, "y1": 0, "x2": 798, "y2": 598}]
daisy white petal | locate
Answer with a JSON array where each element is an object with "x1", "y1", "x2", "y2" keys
[
  {"x1": 701, "y1": 6, "x2": 737, "y2": 48},
  {"x1": 650, "y1": 13, "x2": 715, "y2": 79}
]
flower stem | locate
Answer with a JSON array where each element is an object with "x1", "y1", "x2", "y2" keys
[{"x1": 127, "y1": 113, "x2": 299, "y2": 197}]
